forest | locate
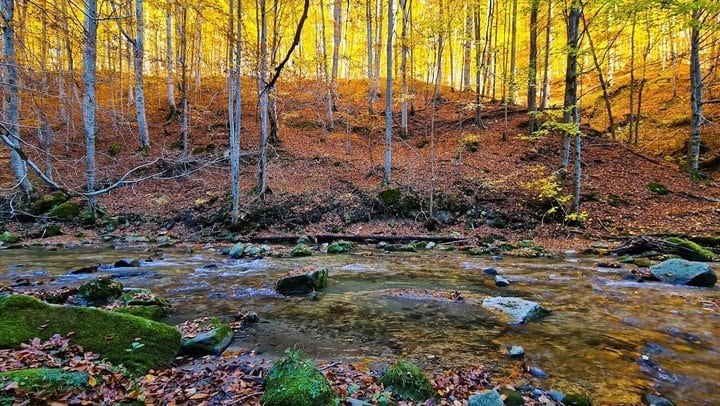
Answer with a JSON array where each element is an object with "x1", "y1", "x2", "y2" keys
[{"x1": 0, "y1": 0, "x2": 720, "y2": 404}]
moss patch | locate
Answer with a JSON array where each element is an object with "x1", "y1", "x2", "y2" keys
[
  {"x1": 291, "y1": 243, "x2": 313, "y2": 257},
  {"x1": 77, "y1": 278, "x2": 124, "y2": 306},
  {"x1": 500, "y1": 389, "x2": 525, "y2": 406},
  {"x1": 0, "y1": 231, "x2": 19, "y2": 244},
  {"x1": 262, "y1": 349, "x2": 337, "y2": 406},
  {"x1": 563, "y1": 394, "x2": 593, "y2": 406},
  {"x1": 378, "y1": 360, "x2": 436, "y2": 402},
  {"x1": 115, "y1": 305, "x2": 166, "y2": 321},
  {"x1": 0, "y1": 294, "x2": 181, "y2": 374},
  {"x1": 327, "y1": 240, "x2": 353, "y2": 254},
  {"x1": 0, "y1": 368, "x2": 89, "y2": 393},
  {"x1": 666, "y1": 237, "x2": 715, "y2": 261},
  {"x1": 31, "y1": 191, "x2": 70, "y2": 215},
  {"x1": 47, "y1": 201, "x2": 81, "y2": 219}
]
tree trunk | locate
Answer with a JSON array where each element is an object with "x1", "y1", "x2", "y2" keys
[
  {"x1": 134, "y1": 0, "x2": 150, "y2": 149},
  {"x1": 1, "y1": 0, "x2": 32, "y2": 194},
  {"x1": 330, "y1": 0, "x2": 341, "y2": 129},
  {"x1": 688, "y1": 7, "x2": 703, "y2": 174},
  {"x1": 258, "y1": 0, "x2": 269, "y2": 197},
  {"x1": 178, "y1": 5, "x2": 189, "y2": 156},
  {"x1": 165, "y1": 0, "x2": 177, "y2": 115},
  {"x1": 581, "y1": 12, "x2": 615, "y2": 138},
  {"x1": 462, "y1": 5, "x2": 472, "y2": 92},
  {"x1": 628, "y1": 12, "x2": 636, "y2": 144},
  {"x1": 366, "y1": 0, "x2": 375, "y2": 114},
  {"x1": 564, "y1": 0, "x2": 582, "y2": 212},
  {"x1": 400, "y1": 0, "x2": 409, "y2": 138},
  {"x1": 82, "y1": 0, "x2": 98, "y2": 208},
  {"x1": 192, "y1": 12, "x2": 202, "y2": 89},
  {"x1": 508, "y1": 0, "x2": 518, "y2": 104},
  {"x1": 228, "y1": 0, "x2": 242, "y2": 224},
  {"x1": 383, "y1": 0, "x2": 394, "y2": 186},
  {"x1": 527, "y1": 0, "x2": 538, "y2": 133},
  {"x1": 540, "y1": 0, "x2": 551, "y2": 110},
  {"x1": 474, "y1": 1, "x2": 483, "y2": 127}
]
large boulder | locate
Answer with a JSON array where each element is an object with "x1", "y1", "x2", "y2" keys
[
  {"x1": 378, "y1": 360, "x2": 436, "y2": 402},
  {"x1": 276, "y1": 268, "x2": 328, "y2": 295},
  {"x1": 481, "y1": 297, "x2": 548, "y2": 325},
  {"x1": 262, "y1": 350, "x2": 337, "y2": 406},
  {"x1": 0, "y1": 294, "x2": 181, "y2": 374},
  {"x1": 649, "y1": 259, "x2": 717, "y2": 287}
]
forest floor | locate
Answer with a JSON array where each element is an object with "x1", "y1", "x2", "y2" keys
[{"x1": 1, "y1": 72, "x2": 720, "y2": 251}]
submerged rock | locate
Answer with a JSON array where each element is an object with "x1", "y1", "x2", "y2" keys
[
  {"x1": 494, "y1": 275, "x2": 510, "y2": 287},
  {"x1": 482, "y1": 297, "x2": 548, "y2": 324},
  {"x1": 649, "y1": 259, "x2": 717, "y2": 287},
  {"x1": 500, "y1": 389, "x2": 525, "y2": 406},
  {"x1": 563, "y1": 393, "x2": 593, "y2": 406},
  {"x1": 276, "y1": 268, "x2": 329, "y2": 295},
  {"x1": 262, "y1": 350, "x2": 337, "y2": 406},
  {"x1": 508, "y1": 345, "x2": 525, "y2": 359},
  {"x1": 114, "y1": 258, "x2": 140, "y2": 267},
  {"x1": 643, "y1": 393, "x2": 675, "y2": 406},
  {"x1": 0, "y1": 294, "x2": 181, "y2": 374},
  {"x1": 529, "y1": 367, "x2": 548, "y2": 379},
  {"x1": 378, "y1": 360, "x2": 436, "y2": 402},
  {"x1": 468, "y1": 389, "x2": 503, "y2": 406}
]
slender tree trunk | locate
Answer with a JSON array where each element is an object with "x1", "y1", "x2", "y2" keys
[
  {"x1": 166, "y1": 0, "x2": 177, "y2": 115},
  {"x1": 134, "y1": 0, "x2": 150, "y2": 149},
  {"x1": 628, "y1": 12, "x2": 636, "y2": 143},
  {"x1": 688, "y1": 7, "x2": 703, "y2": 174},
  {"x1": 82, "y1": 0, "x2": 98, "y2": 208},
  {"x1": 481, "y1": 0, "x2": 493, "y2": 98},
  {"x1": 508, "y1": 0, "x2": 518, "y2": 104},
  {"x1": 400, "y1": 0, "x2": 409, "y2": 138},
  {"x1": 1, "y1": 0, "x2": 32, "y2": 194},
  {"x1": 229, "y1": 0, "x2": 243, "y2": 224},
  {"x1": 581, "y1": 12, "x2": 615, "y2": 137},
  {"x1": 178, "y1": 5, "x2": 189, "y2": 156},
  {"x1": 366, "y1": 0, "x2": 375, "y2": 114},
  {"x1": 462, "y1": 6, "x2": 472, "y2": 92},
  {"x1": 329, "y1": 0, "x2": 341, "y2": 130},
  {"x1": 433, "y1": 0, "x2": 444, "y2": 103},
  {"x1": 383, "y1": 0, "x2": 394, "y2": 186},
  {"x1": 527, "y1": 0, "x2": 538, "y2": 132},
  {"x1": 474, "y1": 1, "x2": 484, "y2": 127},
  {"x1": 561, "y1": 0, "x2": 581, "y2": 181},
  {"x1": 258, "y1": 0, "x2": 269, "y2": 197},
  {"x1": 540, "y1": 0, "x2": 551, "y2": 110},
  {"x1": 634, "y1": 15, "x2": 652, "y2": 145},
  {"x1": 193, "y1": 12, "x2": 202, "y2": 89}
]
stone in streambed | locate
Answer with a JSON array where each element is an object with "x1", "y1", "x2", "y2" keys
[
  {"x1": 468, "y1": 389, "x2": 503, "y2": 406},
  {"x1": 494, "y1": 275, "x2": 510, "y2": 287},
  {"x1": 649, "y1": 259, "x2": 716, "y2": 287},
  {"x1": 642, "y1": 393, "x2": 675, "y2": 406},
  {"x1": 181, "y1": 322, "x2": 233, "y2": 356},
  {"x1": 276, "y1": 268, "x2": 328, "y2": 295},
  {"x1": 508, "y1": 345, "x2": 525, "y2": 359},
  {"x1": 482, "y1": 297, "x2": 548, "y2": 324}
]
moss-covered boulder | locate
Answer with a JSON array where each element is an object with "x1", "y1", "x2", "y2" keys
[
  {"x1": 327, "y1": 240, "x2": 353, "y2": 254},
  {"x1": 383, "y1": 241, "x2": 429, "y2": 252},
  {"x1": 379, "y1": 188, "x2": 401, "y2": 205},
  {"x1": 262, "y1": 349, "x2": 337, "y2": 406},
  {"x1": 30, "y1": 191, "x2": 70, "y2": 215},
  {"x1": 47, "y1": 201, "x2": 81, "y2": 219},
  {"x1": 115, "y1": 305, "x2": 166, "y2": 321},
  {"x1": 0, "y1": 368, "x2": 89, "y2": 393},
  {"x1": 649, "y1": 259, "x2": 717, "y2": 287},
  {"x1": 75, "y1": 277, "x2": 124, "y2": 306},
  {"x1": 291, "y1": 243, "x2": 312, "y2": 257},
  {"x1": 0, "y1": 231, "x2": 19, "y2": 244},
  {"x1": 120, "y1": 288, "x2": 170, "y2": 308},
  {"x1": 0, "y1": 294, "x2": 181, "y2": 374},
  {"x1": 500, "y1": 389, "x2": 525, "y2": 406},
  {"x1": 378, "y1": 360, "x2": 436, "y2": 402},
  {"x1": 180, "y1": 320, "x2": 233, "y2": 356},
  {"x1": 276, "y1": 268, "x2": 329, "y2": 295},
  {"x1": 228, "y1": 243, "x2": 270, "y2": 259},
  {"x1": 563, "y1": 394, "x2": 593, "y2": 406}
]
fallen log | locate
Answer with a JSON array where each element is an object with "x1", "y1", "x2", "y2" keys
[
  {"x1": 249, "y1": 234, "x2": 468, "y2": 245},
  {"x1": 609, "y1": 235, "x2": 715, "y2": 261}
]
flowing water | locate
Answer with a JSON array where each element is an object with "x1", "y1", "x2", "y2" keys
[{"x1": 1, "y1": 245, "x2": 719, "y2": 404}]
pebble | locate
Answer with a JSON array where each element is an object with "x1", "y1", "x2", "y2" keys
[
  {"x1": 483, "y1": 267, "x2": 498, "y2": 275},
  {"x1": 494, "y1": 275, "x2": 510, "y2": 287},
  {"x1": 508, "y1": 345, "x2": 525, "y2": 359},
  {"x1": 643, "y1": 393, "x2": 675, "y2": 406},
  {"x1": 548, "y1": 390, "x2": 565, "y2": 402},
  {"x1": 530, "y1": 367, "x2": 548, "y2": 379}
]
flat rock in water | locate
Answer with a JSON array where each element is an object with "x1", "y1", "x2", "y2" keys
[
  {"x1": 508, "y1": 345, "x2": 525, "y2": 359},
  {"x1": 181, "y1": 324, "x2": 234, "y2": 356},
  {"x1": 276, "y1": 268, "x2": 329, "y2": 295},
  {"x1": 482, "y1": 297, "x2": 548, "y2": 324},
  {"x1": 494, "y1": 275, "x2": 510, "y2": 287},
  {"x1": 468, "y1": 389, "x2": 503, "y2": 406},
  {"x1": 114, "y1": 258, "x2": 140, "y2": 268},
  {"x1": 643, "y1": 393, "x2": 675, "y2": 406},
  {"x1": 649, "y1": 259, "x2": 717, "y2": 287}
]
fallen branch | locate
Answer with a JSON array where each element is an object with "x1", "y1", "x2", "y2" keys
[{"x1": 249, "y1": 234, "x2": 468, "y2": 244}]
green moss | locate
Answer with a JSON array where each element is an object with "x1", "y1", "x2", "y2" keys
[
  {"x1": 31, "y1": 191, "x2": 70, "y2": 215},
  {"x1": 181, "y1": 319, "x2": 234, "y2": 356},
  {"x1": 120, "y1": 288, "x2": 171, "y2": 309},
  {"x1": 41, "y1": 223, "x2": 62, "y2": 237},
  {"x1": 633, "y1": 258, "x2": 654, "y2": 268},
  {"x1": 647, "y1": 183, "x2": 669, "y2": 195},
  {"x1": 327, "y1": 240, "x2": 353, "y2": 254},
  {"x1": 77, "y1": 278, "x2": 124, "y2": 305},
  {"x1": 378, "y1": 360, "x2": 436, "y2": 402},
  {"x1": 0, "y1": 231, "x2": 19, "y2": 244},
  {"x1": 563, "y1": 394, "x2": 593, "y2": 406},
  {"x1": 666, "y1": 237, "x2": 715, "y2": 261},
  {"x1": 115, "y1": 305, "x2": 166, "y2": 321},
  {"x1": 291, "y1": 243, "x2": 312, "y2": 257},
  {"x1": 379, "y1": 188, "x2": 401, "y2": 205},
  {"x1": 0, "y1": 294, "x2": 181, "y2": 374},
  {"x1": 0, "y1": 368, "x2": 88, "y2": 393},
  {"x1": 500, "y1": 389, "x2": 525, "y2": 406},
  {"x1": 47, "y1": 202, "x2": 81, "y2": 219},
  {"x1": 276, "y1": 268, "x2": 328, "y2": 295},
  {"x1": 262, "y1": 349, "x2": 337, "y2": 406}
]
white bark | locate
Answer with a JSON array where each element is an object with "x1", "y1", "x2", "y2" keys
[
  {"x1": 688, "y1": 7, "x2": 703, "y2": 174},
  {"x1": 82, "y1": 0, "x2": 98, "y2": 207},
  {"x1": 383, "y1": 0, "x2": 394, "y2": 186},
  {"x1": 258, "y1": 0, "x2": 269, "y2": 197},
  {"x1": 166, "y1": 0, "x2": 177, "y2": 114},
  {"x1": 1, "y1": 0, "x2": 32, "y2": 194},
  {"x1": 229, "y1": 0, "x2": 242, "y2": 223},
  {"x1": 134, "y1": 0, "x2": 150, "y2": 149}
]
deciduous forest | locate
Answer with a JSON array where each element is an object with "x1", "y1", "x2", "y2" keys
[{"x1": 0, "y1": 0, "x2": 719, "y2": 404}]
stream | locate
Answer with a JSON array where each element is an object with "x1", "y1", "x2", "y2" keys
[{"x1": 1, "y1": 245, "x2": 718, "y2": 404}]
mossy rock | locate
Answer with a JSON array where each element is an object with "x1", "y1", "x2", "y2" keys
[
  {"x1": 30, "y1": 191, "x2": 70, "y2": 215},
  {"x1": 379, "y1": 188, "x2": 401, "y2": 205},
  {"x1": 291, "y1": 243, "x2": 313, "y2": 257},
  {"x1": 0, "y1": 368, "x2": 89, "y2": 393},
  {"x1": 384, "y1": 241, "x2": 428, "y2": 252},
  {"x1": 500, "y1": 389, "x2": 525, "y2": 406},
  {"x1": 40, "y1": 223, "x2": 62, "y2": 238},
  {"x1": 228, "y1": 243, "x2": 270, "y2": 259},
  {"x1": 76, "y1": 277, "x2": 124, "y2": 306},
  {"x1": 115, "y1": 305, "x2": 166, "y2": 321},
  {"x1": 0, "y1": 231, "x2": 19, "y2": 244},
  {"x1": 120, "y1": 288, "x2": 171, "y2": 309},
  {"x1": 276, "y1": 268, "x2": 328, "y2": 295},
  {"x1": 327, "y1": 240, "x2": 353, "y2": 254},
  {"x1": 665, "y1": 237, "x2": 715, "y2": 261},
  {"x1": 180, "y1": 320, "x2": 233, "y2": 356},
  {"x1": 633, "y1": 257, "x2": 654, "y2": 268},
  {"x1": 378, "y1": 360, "x2": 436, "y2": 402},
  {"x1": 647, "y1": 183, "x2": 669, "y2": 195},
  {"x1": 563, "y1": 394, "x2": 593, "y2": 406},
  {"x1": 262, "y1": 349, "x2": 337, "y2": 406},
  {"x1": 47, "y1": 201, "x2": 81, "y2": 219},
  {"x1": 0, "y1": 295, "x2": 181, "y2": 374}
]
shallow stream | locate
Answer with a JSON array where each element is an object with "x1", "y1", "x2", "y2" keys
[{"x1": 1, "y1": 245, "x2": 718, "y2": 404}]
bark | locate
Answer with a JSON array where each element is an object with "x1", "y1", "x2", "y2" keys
[
  {"x1": 400, "y1": 0, "x2": 409, "y2": 138},
  {"x1": 134, "y1": 0, "x2": 150, "y2": 149},
  {"x1": 581, "y1": 11, "x2": 614, "y2": 138},
  {"x1": 165, "y1": 0, "x2": 177, "y2": 115},
  {"x1": 540, "y1": 0, "x2": 551, "y2": 110},
  {"x1": 474, "y1": 1, "x2": 484, "y2": 127},
  {"x1": 330, "y1": 0, "x2": 342, "y2": 129},
  {"x1": 383, "y1": 0, "x2": 394, "y2": 186},
  {"x1": 564, "y1": 0, "x2": 582, "y2": 213},
  {"x1": 229, "y1": 0, "x2": 242, "y2": 224},
  {"x1": 462, "y1": 5, "x2": 472, "y2": 92},
  {"x1": 366, "y1": 0, "x2": 375, "y2": 114},
  {"x1": 82, "y1": 0, "x2": 98, "y2": 208},
  {"x1": 527, "y1": 0, "x2": 538, "y2": 133},
  {"x1": 688, "y1": 7, "x2": 703, "y2": 174},
  {"x1": 628, "y1": 12, "x2": 636, "y2": 143},
  {"x1": 508, "y1": 0, "x2": 518, "y2": 104},
  {"x1": 1, "y1": 0, "x2": 32, "y2": 194},
  {"x1": 258, "y1": 0, "x2": 269, "y2": 197},
  {"x1": 178, "y1": 5, "x2": 189, "y2": 156}
]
